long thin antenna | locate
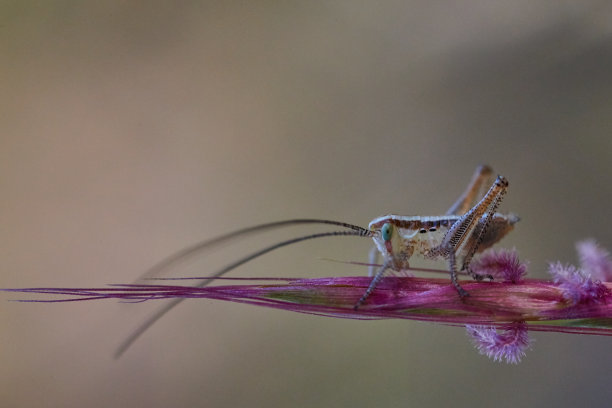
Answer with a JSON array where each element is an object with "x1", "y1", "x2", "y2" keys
[
  {"x1": 136, "y1": 219, "x2": 370, "y2": 283},
  {"x1": 116, "y1": 228, "x2": 372, "y2": 358}
]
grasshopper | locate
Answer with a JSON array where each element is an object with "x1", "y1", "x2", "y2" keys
[
  {"x1": 116, "y1": 165, "x2": 518, "y2": 356},
  {"x1": 356, "y1": 165, "x2": 518, "y2": 308}
]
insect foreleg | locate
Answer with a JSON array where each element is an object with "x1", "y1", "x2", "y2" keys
[{"x1": 354, "y1": 258, "x2": 393, "y2": 310}]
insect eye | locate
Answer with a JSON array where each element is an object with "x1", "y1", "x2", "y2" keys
[{"x1": 381, "y1": 223, "x2": 393, "y2": 241}]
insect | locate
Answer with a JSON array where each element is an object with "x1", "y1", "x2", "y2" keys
[
  {"x1": 358, "y1": 165, "x2": 518, "y2": 308},
  {"x1": 116, "y1": 165, "x2": 518, "y2": 357}
]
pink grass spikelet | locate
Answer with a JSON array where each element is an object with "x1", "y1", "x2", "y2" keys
[
  {"x1": 469, "y1": 248, "x2": 527, "y2": 283},
  {"x1": 466, "y1": 322, "x2": 531, "y2": 364},
  {"x1": 549, "y1": 262, "x2": 610, "y2": 306},
  {"x1": 576, "y1": 240, "x2": 612, "y2": 282}
]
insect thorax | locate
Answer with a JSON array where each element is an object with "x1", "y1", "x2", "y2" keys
[{"x1": 369, "y1": 213, "x2": 518, "y2": 266}]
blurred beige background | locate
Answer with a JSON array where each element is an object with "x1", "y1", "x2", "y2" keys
[{"x1": 2, "y1": 1, "x2": 612, "y2": 407}]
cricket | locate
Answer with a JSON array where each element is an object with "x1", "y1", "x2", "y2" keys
[{"x1": 116, "y1": 165, "x2": 518, "y2": 357}]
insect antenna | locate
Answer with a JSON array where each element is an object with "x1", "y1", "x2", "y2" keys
[
  {"x1": 136, "y1": 219, "x2": 371, "y2": 283},
  {"x1": 116, "y1": 226, "x2": 372, "y2": 358}
]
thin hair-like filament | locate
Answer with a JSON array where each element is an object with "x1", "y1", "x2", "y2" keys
[{"x1": 116, "y1": 227, "x2": 371, "y2": 357}]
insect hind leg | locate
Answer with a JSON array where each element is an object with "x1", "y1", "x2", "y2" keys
[
  {"x1": 441, "y1": 175, "x2": 509, "y2": 297},
  {"x1": 467, "y1": 266, "x2": 494, "y2": 282},
  {"x1": 446, "y1": 165, "x2": 495, "y2": 216}
]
